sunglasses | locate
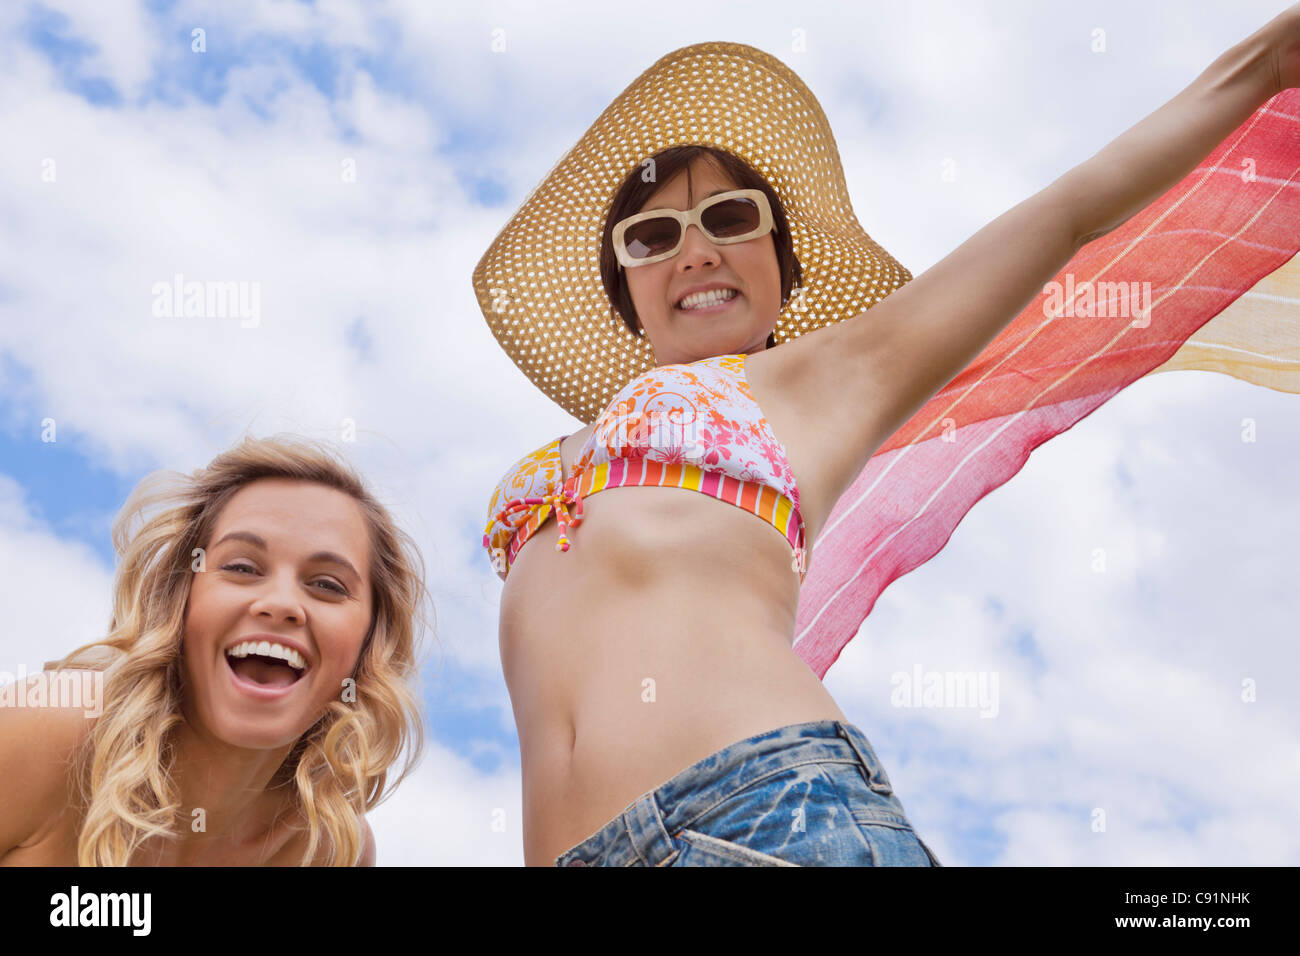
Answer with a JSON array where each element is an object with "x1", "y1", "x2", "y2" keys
[{"x1": 612, "y1": 188, "x2": 774, "y2": 268}]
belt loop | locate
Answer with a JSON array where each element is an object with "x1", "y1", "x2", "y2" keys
[
  {"x1": 833, "y1": 720, "x2": 893, "y2": 795},
  {"x1": 623, "y1": 792, "x2": 677, "y2": 866}
]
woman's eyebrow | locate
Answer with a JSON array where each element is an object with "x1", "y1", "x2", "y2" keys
[{"x1": 212, "y1": 530, "x2": 361, "y2": 579}]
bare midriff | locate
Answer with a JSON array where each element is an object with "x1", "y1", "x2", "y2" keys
[{"x1": 498, "y1": 477, "x2": 848, "y2": 866}]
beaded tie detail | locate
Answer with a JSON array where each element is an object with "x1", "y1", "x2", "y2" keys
[{"x1": 484, "y1": 487, "x2": 585, "y2": 555}]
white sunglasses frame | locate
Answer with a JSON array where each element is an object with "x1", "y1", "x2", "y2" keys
[{"x1": 612, "y1": 188, "x2": 774, "y2": 268}]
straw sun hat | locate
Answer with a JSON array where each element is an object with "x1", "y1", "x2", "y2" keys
[{"x1": 471, "y1": 40, "x2": 913, "y2": 425}]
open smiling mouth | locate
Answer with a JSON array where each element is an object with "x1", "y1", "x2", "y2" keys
[
  {"x1": 675, "y1": 288, "x2": 740, "y2": 314},
  {"x1": 224, "y1": 642, "x2": 308, "y2": 691}
]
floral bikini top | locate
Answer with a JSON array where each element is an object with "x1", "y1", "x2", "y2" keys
[{"x1": 483, "y1": 353, "x2": 807, "y2": 581}]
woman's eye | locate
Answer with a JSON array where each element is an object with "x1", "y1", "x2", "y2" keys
[{"x1": 221, "y1": 563, "x2": 346, "y2": 596}]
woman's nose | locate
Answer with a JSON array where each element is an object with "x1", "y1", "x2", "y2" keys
[
  {"x1": 675, "y1": 223, "x2": 718, "y2": 267},
  {"x1": 249, "y1": 570, "x2": 305, "y2": 623}
]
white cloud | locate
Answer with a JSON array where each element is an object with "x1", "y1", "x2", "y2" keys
[
  {"x1": 0, "y1": 473, "x2": 115, "y2": 674},
  {"x1": 367, "y1": 736, "x2": 524, "y2": 866},
  {"x1": 26, "y1": 0, "x2": 159, "y2": 100}
]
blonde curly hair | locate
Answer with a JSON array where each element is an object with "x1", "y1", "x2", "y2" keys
[{"x1": 45, "y1": 433, "x2": 430, "y2": 866}]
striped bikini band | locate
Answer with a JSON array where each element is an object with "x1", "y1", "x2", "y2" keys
[{"x1": 499, "y1": 458, "x2": 805, "y2": 571}]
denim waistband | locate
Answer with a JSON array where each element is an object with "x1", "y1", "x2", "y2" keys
[{"x1": 554, "y1": 719, "x2": 901, "y2": 867}]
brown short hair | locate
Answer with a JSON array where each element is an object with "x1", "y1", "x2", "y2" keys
[{"x1": 599, "y1": 145, "x2": 802, "y2": 350}]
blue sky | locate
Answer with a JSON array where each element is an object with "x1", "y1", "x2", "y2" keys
[{"x1": 1, "y1": 0, "x2": 1296, "y2": 865}]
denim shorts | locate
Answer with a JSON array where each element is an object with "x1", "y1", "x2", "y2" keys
[{"x1": 554, "y1": 719, "x2": 942, "y2": 866}]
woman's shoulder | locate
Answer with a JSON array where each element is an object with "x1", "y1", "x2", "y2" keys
[
  {"x1": 0, "y1": 670, "x2": 101, "y2": 762},
  {"x1": 0, "y1": 674, "x2": 99, "y2": 856}
]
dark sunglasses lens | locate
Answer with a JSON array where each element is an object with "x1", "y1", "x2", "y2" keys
[
  {"x1": 624, "y1": 217, "x2": 682, "y2": 259},
  {"x1": 702, "y1": 197, "x2": 761, "y2": 238}
]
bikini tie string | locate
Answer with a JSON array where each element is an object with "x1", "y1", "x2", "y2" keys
[
  {"x1": 484, "y1": 487, "x2": 585, "y2": 556},
  {"x1": 548, "y1": 488, "x2": 584, "y2": 551}
]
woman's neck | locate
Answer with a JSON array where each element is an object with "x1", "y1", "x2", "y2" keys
[{"x1": 157, "y1": 713, "x2": 301, "y2": 859}]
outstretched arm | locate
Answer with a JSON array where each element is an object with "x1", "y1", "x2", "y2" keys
[
  {"x1": 1068, "y1": 6, "x2": 1293, "y2": 246},
  {"x1": 784, "y1": 5, "x2": 1297, "y2": 504}
]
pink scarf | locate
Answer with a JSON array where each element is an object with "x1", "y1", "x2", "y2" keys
[{"x1": 794, "y1": 88, "x2": 1300, "y2": 679}]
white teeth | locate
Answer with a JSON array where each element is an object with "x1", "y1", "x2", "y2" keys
[
  {"x1": 225, "y1": 640, "x2": 307, "y2": 671},
  {"x1": 678, "y1": 288, "x2": 737, "y2": 310}
]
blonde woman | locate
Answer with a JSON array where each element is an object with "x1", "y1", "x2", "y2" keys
[
  {"x1": 477, "y1": 19, "x2": 1300, "y2": 865},
  {"x1": 0, "y1": 434, "x2": 427, "y2": 866}
]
